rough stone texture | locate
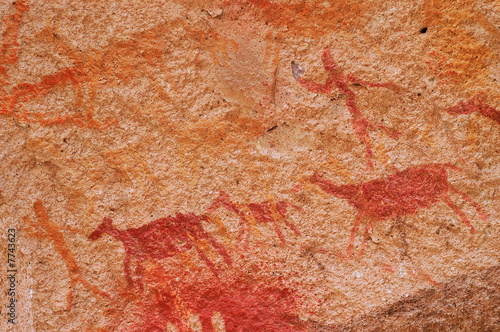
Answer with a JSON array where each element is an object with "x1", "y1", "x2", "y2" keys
[{"x1": 0, "y1": 0, "x2": 499, "y2": 331}]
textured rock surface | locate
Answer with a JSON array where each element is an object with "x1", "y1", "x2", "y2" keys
[{"x1": 0, "y1": 0, "x2": 499, "y2": 331}]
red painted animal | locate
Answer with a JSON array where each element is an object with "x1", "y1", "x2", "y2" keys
[
  {"x1": 208, "y1": 191, "x2": 301, "y2": 244},
  {"x1": 309, "y1": 164, "x2": 488, "y2": 256},
  {"x1": 447, "y1": 93, "x2": 500, "y2": 125},
  {"x1": 293, "y1": 48, "x2": 400, "y2": 168},
  {"x1": 89, "y1": 213, "x2": 231, "y2": 288}
]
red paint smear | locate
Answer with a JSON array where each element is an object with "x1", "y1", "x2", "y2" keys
[
  {"x1": 447, "y1": 92, "x2": 500, "y2": 125},
  {"x1": 89, "y1": 214, "x2": 232, "y2": 289},
  {"x1": 208, "y1": 191, "x2": 301, "y2": 244},
  {"x1": 291, "y1": 183, "x2": 303, "y2": 193},
  {"x1": 88, "y1": 212, "x2": 305, "y2": 331},
  {"x1": 296, "y1": 49, "x2": 400, "y2": 168},
  {"x1": 130, "y1": 275, "x2": 303, "y2": 332},
  {"x1": 382, "y1": 263, "x2": 394, "y2": 273},
  {"x1": 310, "y1": 163, "x2": 488, "y2": 256}
]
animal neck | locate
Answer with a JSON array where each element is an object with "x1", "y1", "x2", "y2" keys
[
  {"x1": 310, "y1": 173, "x2": 357, "y2": 200},
  {"x1": 478, "y1": 102, "x2": 500, "y2": 124},
  {"x1": 102, "y1": 227, "x2": 129, "y2": 242},
  {"x1": 89, "y1": 217, "x2": 131, "y2": 243}
]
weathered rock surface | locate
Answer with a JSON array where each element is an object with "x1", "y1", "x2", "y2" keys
[{"x1": 0, "y1": 0, "x2": 499, "y2": 331}]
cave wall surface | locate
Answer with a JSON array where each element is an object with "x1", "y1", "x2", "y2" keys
[{"x1": 1, "y1": 0, "x2": 499, "y2": 331}]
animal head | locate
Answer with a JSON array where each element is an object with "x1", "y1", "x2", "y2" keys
[{"x1": 309, "y1": 172, "x2": 358, "y2": 201}]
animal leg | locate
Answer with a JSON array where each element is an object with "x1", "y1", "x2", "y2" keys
[
  {"x1": 449, "y1": 186, "x2": 489, "y2": 220},
  {"x1": 358, "y1": 219, "x2": 374, "y2": 257},
  {"x1": 268, "y1": 197, "x2": 290, "y2": 243},
  {"x1": 348, "y1": 213, "x2": 364, "y2": 257},
  {"x1": 441, "y1": 193, "x2": 476, "y2": 235},
  {"x1": 206, "y1": 233, "x2": 232, "y2": 265},
  {"x1": 283, "y1": 218, "x2": 301, "y2": 237},
  {"x1": 134, "y1": 263, "x2": 145, "y2": 292},
  {"x1": 271, "y1": 218, "x2": 286, "y2": 244},
  {"x1": 193, "y1": 242, "x2": 219, "y2": 277},
  {"x1": 123, "y1": 254, "x2": 134, "y2": 287}
]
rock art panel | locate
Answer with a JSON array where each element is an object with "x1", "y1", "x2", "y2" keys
[{"x1": 0, "y1": 0, "x2": 499, "y2": 331}]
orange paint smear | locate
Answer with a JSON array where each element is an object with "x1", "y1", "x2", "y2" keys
[
  {"x1": 0, "y1": 1, "x2": 114, "y2": 129},
  {"x1": 421, "y1": 0, "x2": 497, "y2": 84},
  {"x1": 226, "y1": 0, "x2": 364, "y2": 38},
  {"x1": 24, "y1": 200, "x2": 109, "y2": 311}
]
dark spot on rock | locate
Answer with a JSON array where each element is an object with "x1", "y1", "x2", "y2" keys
[
  {"x1": 267, "y1": 125, "x2": 278, "y2": 132},
  {"x1": 420, "y1": 27, "x2": 428, "y2": 33},
  {"x1": 291, "y1": 61, "x2": 304, "y2": 80}
]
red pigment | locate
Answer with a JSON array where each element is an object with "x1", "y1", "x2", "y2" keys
[
  {"x1": 447, "y1": 93, "x2": 500, "y2": 125},
  {"x1": 130, "y1": 275, "x2": 303, "y2": 332},
  {"x1": 296, "y1": 48, "x2": 400, "y2": 168},
  {"x1": 208, "y1": 191, "x2": 301, "y2": 244},
  {"x1": 310, "y1": 163, "x2": 488, "y2": 256},
  {"x1": 89, "y1": 213, "x2": 231, "y2": 288}
]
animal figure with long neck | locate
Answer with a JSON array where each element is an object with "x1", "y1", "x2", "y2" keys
[
  {"x1": 89, "y1": 213, "x2": 231, "y2": 289},
  {"x1": 309, "y1": 164, "x2": 488, "y2": 256}
]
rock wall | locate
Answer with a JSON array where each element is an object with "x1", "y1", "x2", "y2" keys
[{"x1": 1, "y1": 0, "x2": 499, "y2": 331}]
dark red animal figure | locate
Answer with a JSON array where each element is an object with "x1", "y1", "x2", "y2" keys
[
  {"x1": 447, "y1": 93, "x2": 500, "y2": 125},
  {"x1": 208, "y1": 191, "x2": 301, "y2": 244},
  {"x1": 293, "y1": 48, "x2": 400, "y2": 168},
  {"x1": 310, "y1": 164, "x2": 488, "y2": 256},
  {"x1": 89, "y1": 213, "x2": 231, "y2": 288}
]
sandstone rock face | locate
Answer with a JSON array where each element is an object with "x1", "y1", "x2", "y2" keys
[{"x1": 1, "y1": 0, "x2": 499, "y2": 331}]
